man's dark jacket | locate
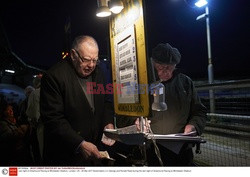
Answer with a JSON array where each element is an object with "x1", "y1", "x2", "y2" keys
[
  {"x1": 150, "y1": 72, "x2": 207, "y2": 135},
  {"x1": 40, "y1": 58, "x2": 113, "y2": 165}
]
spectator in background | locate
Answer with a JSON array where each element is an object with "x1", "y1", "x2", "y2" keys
[
  {"x1": 18, "y1": 86, "x2": 34, "y2": 125},
  {"x1": 26, "y1": 74, "x2": 43, "y2": 165},
  {"x1": 0, "y1": 103, "x2": 32, "y2": 165},
  {"x1": 26, "y1": 75, "x2": 42, "y2": 128}
]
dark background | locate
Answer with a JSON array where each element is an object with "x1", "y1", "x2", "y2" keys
[{"x1": 1, "y1": 0, "x2": 249, "y2": 80}]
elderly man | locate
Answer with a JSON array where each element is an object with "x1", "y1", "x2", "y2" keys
[
  {"x1": 113, "y1": 43, "x2": 206, "y2": 166},
  {"x1": 146, "y1": 43, "x2": 207, "y2": 166},
  {"x1": 40, "y1": 35, "x2": 114, "y2": 166}
]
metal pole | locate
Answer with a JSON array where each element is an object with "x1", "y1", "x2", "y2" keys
[
  {"x1": 205, "y1": 6, "x2": 215, "y2": 113},
  {"x1": 139, "y1": 116, "x2": 147, "y2": 166},
  {"x1": 140, "y1": 116, "x2": 144, "y2": 133}
]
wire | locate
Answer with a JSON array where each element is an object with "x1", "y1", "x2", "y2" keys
[{"x1": 146, "y1": 117, "x2": 164, "y2": 166}]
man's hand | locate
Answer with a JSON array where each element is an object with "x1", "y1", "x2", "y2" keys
[
  {"x1": 184, "y1": 124, "x2": 196, "y2": 134},
  {"x1": 104, "y1": 123, "x2": 114, "y2": 130},
  {"x1": 102, "y1": 123, "x2": 116, "y2": 146},
  {"x1": 135, "y1": 117, "x2": 151, "y2": 133},
  {"x1": 80, "y1": 141, "x2": 102, "y2": 159}
]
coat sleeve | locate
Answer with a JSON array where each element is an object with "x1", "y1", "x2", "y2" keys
[
  {"x1": 40, "y1": 72, "x2": 83, "y2": 151},
  {"x1": 187, "y1": 80, "x2": 207, "y2": 135}
]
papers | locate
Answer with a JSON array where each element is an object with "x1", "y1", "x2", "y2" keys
[
  {"x1": 103, "y1": 125, "x2": 145, "y2": 145},
  {"x1": 146, "y1": 131, "x2": 202, "y2": 154},
  {"x1": 99, "y1": 151, "x2": 115, "y2": 161},
  {"x1": 101, "y1": 133, "x2": 116, "y2": 146},
  {"x1": 173, "y1": 131, "x2": 197, "y2": 137},
  {"x1": 147, "y1": 131, "x2": 198, "y2": 139},
  {"x1": 104, "y1": 125, "x2": 138, "y2": 134}
]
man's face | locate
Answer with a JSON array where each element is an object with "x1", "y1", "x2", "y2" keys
[
  {"x1": 4, "y1": 105, "x2": 14, "y2": 118},
  {"x1": 154, "y1": 62, "x2": 176, "y2": 82},
  {"x1": 71, "y1": 42, "x2": 99, "y2": 78}
]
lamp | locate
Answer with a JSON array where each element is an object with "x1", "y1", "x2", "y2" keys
[
  {"x1": 109, "y1": 0, "x2": 124, "y2": 14},
  {"x1": 96, "y1": 0, "x2": 111, "y2": 17},
  {"x1": 195, "y1": 0, "x2": 208, "y2": 8},
  {"x1": 150, "y1": 81, "x2": 167, "y2": 112},
  {"x1": 96, "y1": 0, "x2": 124, "y2": 17},
  {"x1": 194, "y1": 0, "x2": 215, "y2": 113}
]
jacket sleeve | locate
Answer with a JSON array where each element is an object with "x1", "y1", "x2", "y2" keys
[
  {"x1": 40, "y1": 72, "x2": 83, "y2": 152},
  {"x1": 187, "y1": 80, "x2": 207, "y2": 135}
]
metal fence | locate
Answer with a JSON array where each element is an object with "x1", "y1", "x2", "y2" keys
[{"x1": 193, "y1": 79, "x2": 250, "y2": 166}]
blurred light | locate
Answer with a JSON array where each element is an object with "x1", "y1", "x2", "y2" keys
[
  {"x1": 96, "y1": 7, "x2": 111, "y2": 17},
  {"x1": 196, "y1": 13, "x2": 206, "y2": 20},
  {"x1": 33, "y1": 74, "x2": 43, "y2": 78},
  {"x1": 109, "y1": 0, "x2": 124, "y2": 14},
  {"x1": 96, "y1": 0, "x2": 111, "y2": 17},
  {"x1": 5, "y1": 69, "x2": 15, "y2": 74},
  {"x1": 195, "y1": 0, "x2": 208, "y2": 7},
  {"x1": 62, "y1": 52, "x2": 69, "y2": 59}
]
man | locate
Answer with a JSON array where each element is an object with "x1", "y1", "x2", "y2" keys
[
  {"x1": 114, "y1": 43, "x2": 206, "y2": 166},
  {"x1": 26, "y1": 74, "x2": 42, "y2": 127},
  {"x1": 146, "y1": 43, "x2": 207, "y2": 166},
  {"x1": 18, "y1": 85, "x2": 34, "y2": 125},
  {"x1": 40, "y1": 35, "x2": 114, "y2": 165},
  {"x1": 26, "y1": 74, "x2": 43, "y2": 164}
]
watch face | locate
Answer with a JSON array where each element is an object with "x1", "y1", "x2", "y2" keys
[{"x1": 2, "y1": 168, "x2": 8, "y2": 175}]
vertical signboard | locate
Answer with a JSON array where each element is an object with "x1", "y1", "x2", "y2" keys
[{"x1": 110, "y1": 0, "x2": 149, "y2": 116}]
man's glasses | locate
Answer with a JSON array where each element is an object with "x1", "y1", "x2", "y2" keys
[
  {"x1": 154, "y1": 63, "x2": 176, "y2": 71},
  {"x1": 74, "y1": 49, "x2": 100, "y2": 65}
]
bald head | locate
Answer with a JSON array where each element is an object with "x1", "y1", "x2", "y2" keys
[{"x1": 71, "y1": 35, "x2": 99, "y2": 52}]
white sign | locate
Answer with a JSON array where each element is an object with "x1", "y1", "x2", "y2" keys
[{"x1": 114, "y1": 26, "x2": 139, "y2": 103}]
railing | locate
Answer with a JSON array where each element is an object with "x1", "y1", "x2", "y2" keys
[{"x1": 194, "y1": 79, "x2": 250, "y2": 166}]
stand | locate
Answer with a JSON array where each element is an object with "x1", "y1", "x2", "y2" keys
[{"x1": 104, "y1": 126, "x2": 206, "y2": 166}]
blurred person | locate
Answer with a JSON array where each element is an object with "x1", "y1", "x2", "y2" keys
[
  {"x1": 0, "y1": 104, "x2": 32, "y2": 165},
  {"x1": 26, "y1": 74, "x2": 43, "y2": 165},
  {"x1": 18, "y1": 86, "x2": 34, "y2": 125},
  {"x1": 40, "y1": 35, "x2": 114, "y2": 166},
  {"x1": 26, "y1": 75, "x2": 42, "y2": 127}
]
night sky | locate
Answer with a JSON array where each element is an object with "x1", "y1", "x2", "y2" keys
[{"x1": 1, "y1": 0, "x2": 250, "y2": 80}]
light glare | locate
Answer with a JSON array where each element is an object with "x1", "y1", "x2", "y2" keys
[
  {"x1": 96, "y1": 11, "x2": 111, "y2": 17},
  {"x1": 5, "y1": 69, "x2": 15, "y2": 74},
  {"x1": 110, "y1": 6, "x2": 123, "y2": 14},
  {"x1": 195, "y1": 0, "x2": 208, "y2": 7}
]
